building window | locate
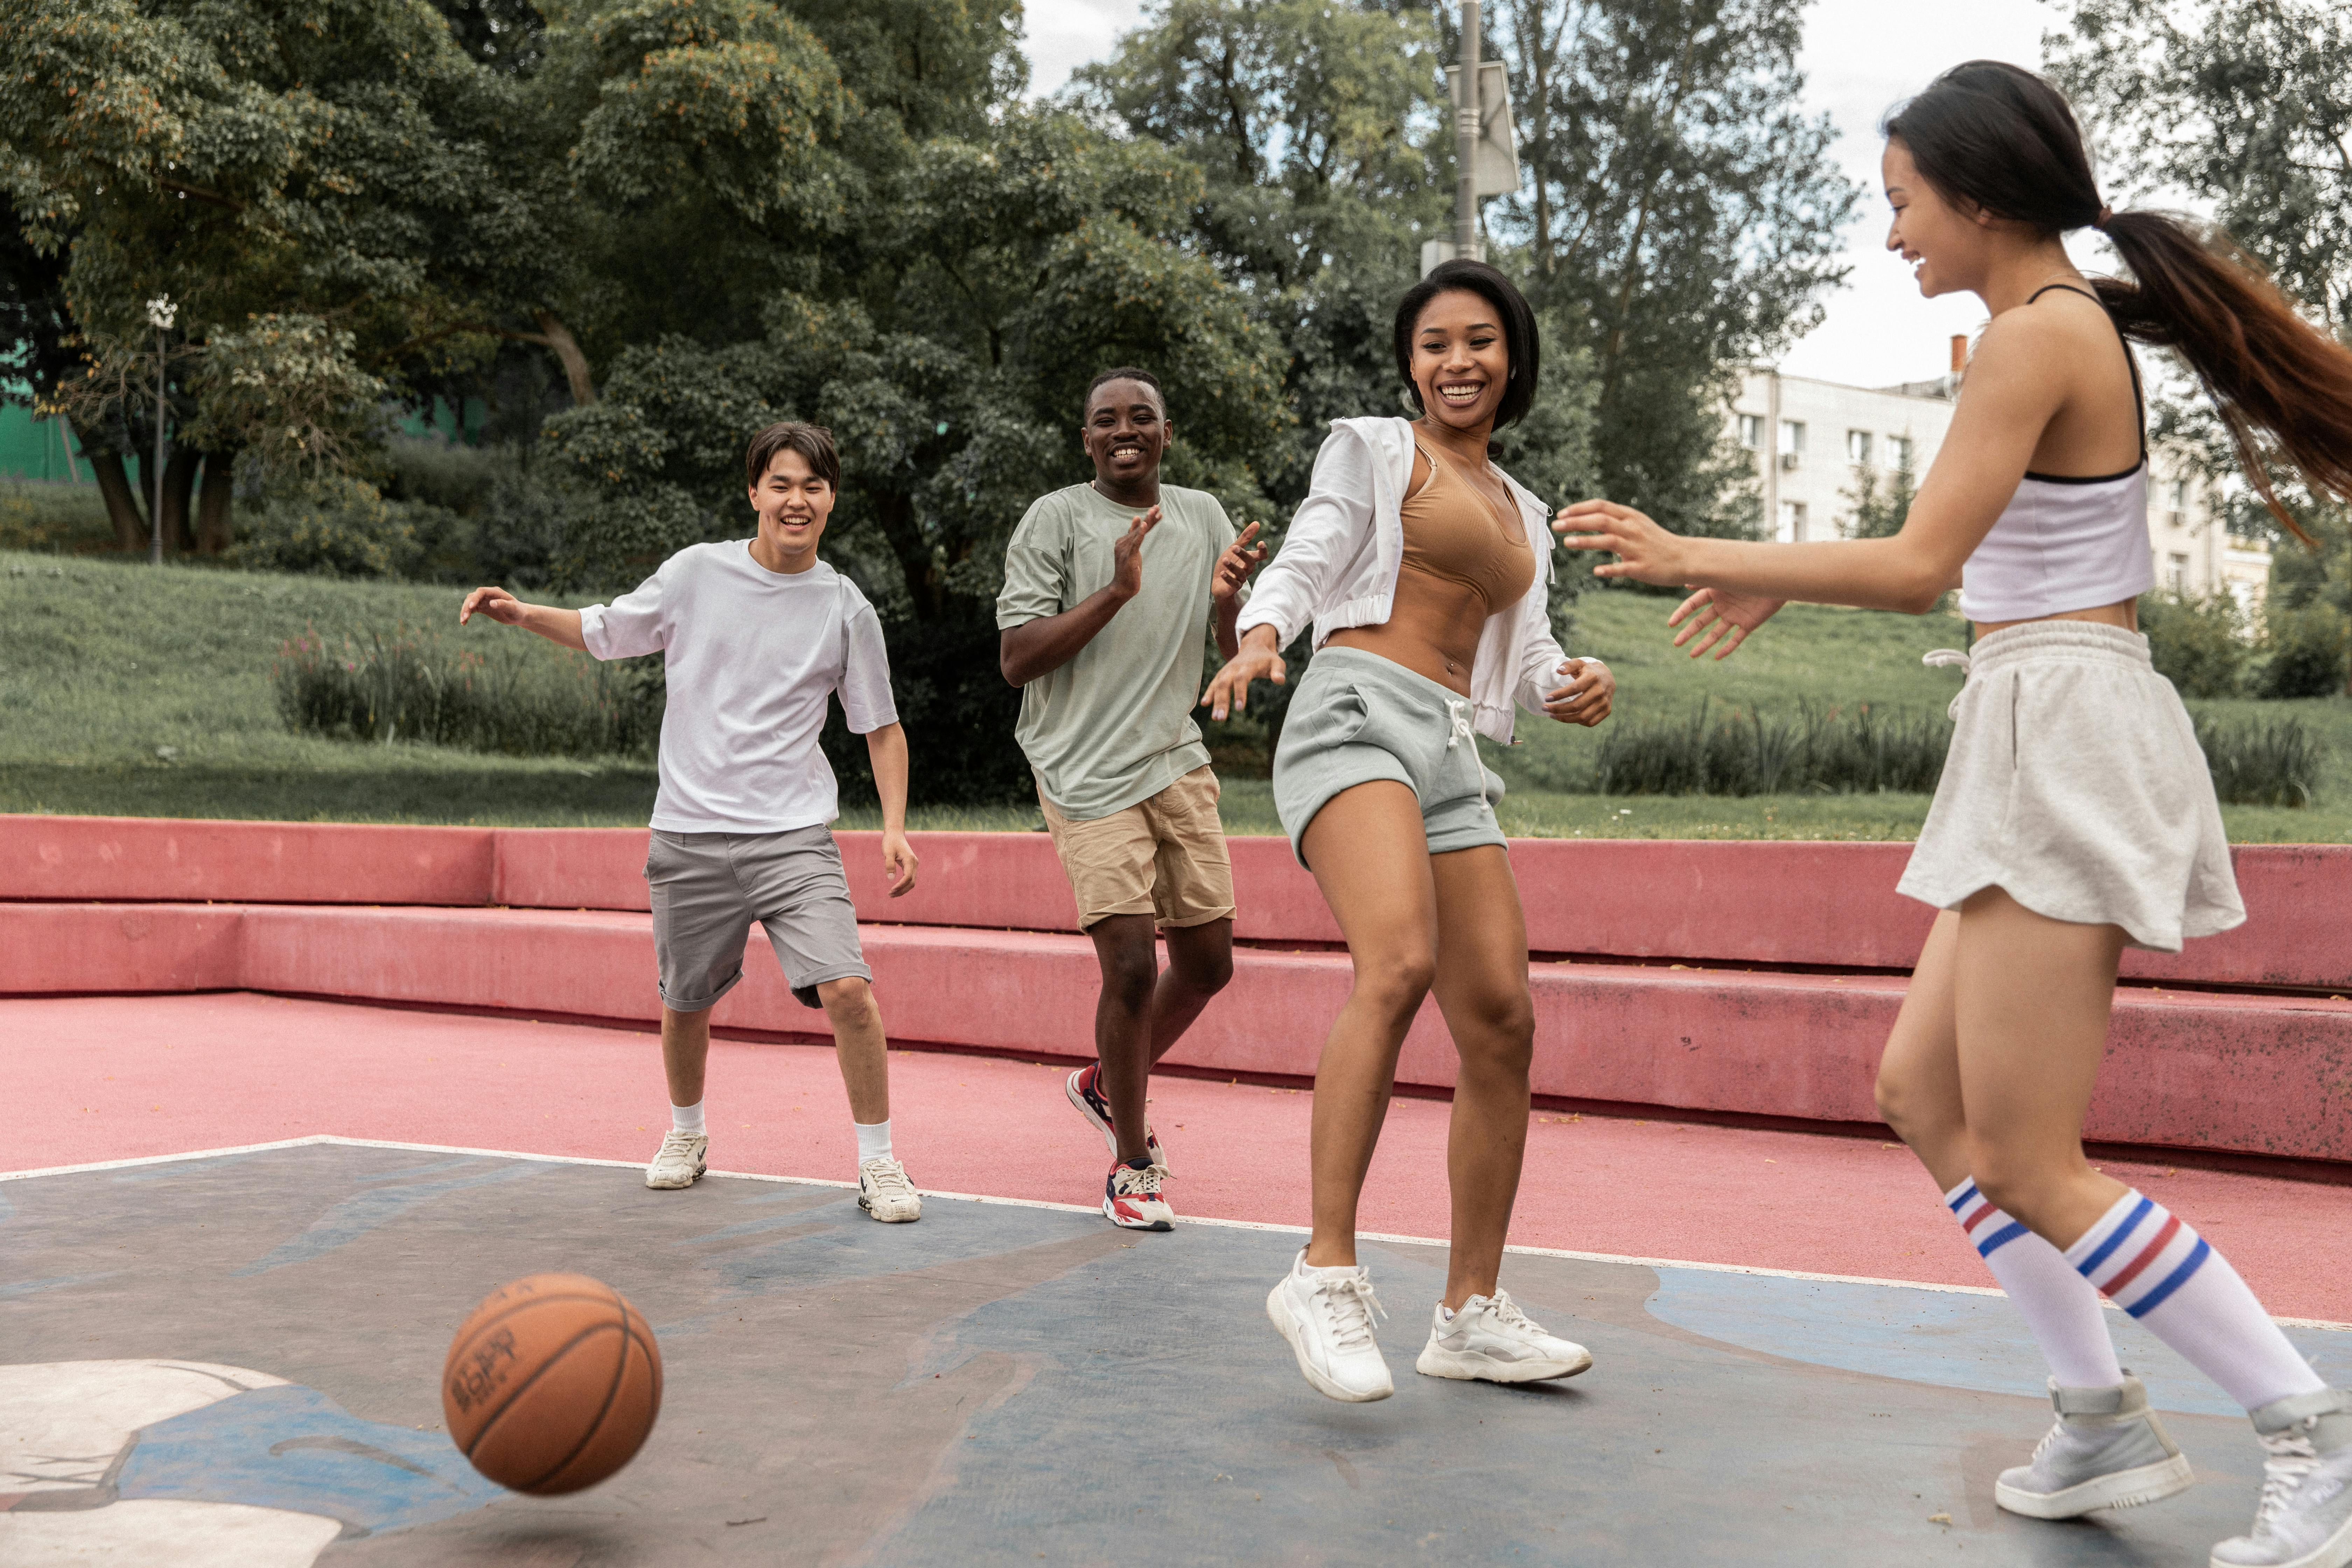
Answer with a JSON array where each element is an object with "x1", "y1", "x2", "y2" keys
[
  {"x1": 1779, "y1": 420, "x2": 1806, "y2": 456},
  {"x1": 1738, "y1": 413, "x2": 1764, "y2": 450},
  {"x1": 1778, "y1": 500, "x2": 1807, "y2": 541},
  {"x1": 1846, "y1": 429, "x2": 1872, "y2": 464},
  {"x1": 2166, "y1": 552, "x2": 2190, "y2": 593},
  {"x1": 2167, "y1": 478, "x2": 2190, "y2": 511},
  {"x1": 1886, "y1": 434, "x2": 1911, "y2": 468}
]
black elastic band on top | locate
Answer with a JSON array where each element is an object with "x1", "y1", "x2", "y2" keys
[{"x1": 2020, "y1": 282, "x2": 2146, "y2": 484}]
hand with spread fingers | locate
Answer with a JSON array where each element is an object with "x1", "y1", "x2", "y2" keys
[
  {"x1": 1199, "y1": 623, "x2": 1284, "y2": 722},
  {"x1": 1212, "y1": 521, "x2": 1267, "y2": 606},
  {"x1": 1551, "y1": 499, "x2": 1691, "y2": 587},
  {"x1": 1542, "y1": 657, "x2": 1614, "y2": 726},
  {"x1": 1667, "y1": 587, "x2": 1785, "y2": 661},
  {"x1": 1108, "y1": 504, "x2": 1162, "y2": 602}
]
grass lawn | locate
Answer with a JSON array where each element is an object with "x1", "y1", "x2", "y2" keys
[{"x1": 4, "y1": 551, "x2": 2346, "y2": 840}]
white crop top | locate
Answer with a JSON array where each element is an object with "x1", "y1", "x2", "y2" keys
[{"x1": 1957, "y1": 285, "x2": 2157, "y2": 623}]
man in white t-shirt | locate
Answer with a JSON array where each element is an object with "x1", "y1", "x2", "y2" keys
[{"x1": 459, "y1": 421, "x2": 925, "y2": 1221}]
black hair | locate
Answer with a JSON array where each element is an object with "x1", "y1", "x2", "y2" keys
[
  {"x1": 1883, "y1": 61, "x2": 2352, "y2": 543},
  {"x1": 745, "y1": 420, "x2": 838, "y2": 490},
  {"x1": 1391, "y1": 259, "x2": 1539, "y2": 429},
  {"x1": 1083, "y1": 366, "x2": 1165, "y2": 415}
]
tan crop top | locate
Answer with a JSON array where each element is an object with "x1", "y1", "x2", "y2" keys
[{"x1": 1398, "y1": 446, "x2": 1534, "y2": 617}]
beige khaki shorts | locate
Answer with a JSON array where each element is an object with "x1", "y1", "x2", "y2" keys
[{"x1": 1038, "y1": 765, "x2": 1236, "y2": 931}]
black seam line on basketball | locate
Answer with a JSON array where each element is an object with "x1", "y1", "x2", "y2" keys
[
  {"x1": 461, "y1": 1319, "x2": 625, "y2": 1462},
  {"x1": 451, "y1": 1290, "x2": 624, "y2": 1371},
  {"x1": 518, "y1": 1307, "x2": 635, "y2": 1494},
  {"x1": 624, "y1": 1325, "x2": 663, "y2": 1407}
]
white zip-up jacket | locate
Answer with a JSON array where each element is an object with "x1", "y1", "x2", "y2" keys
[{"x1": 1236, "y1": 416, "x2": 1598, "y2": 744}]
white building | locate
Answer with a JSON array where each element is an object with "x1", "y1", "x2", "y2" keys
[{"x1": 1727, "y1": 342, "x2": 2268, "y2": 613}]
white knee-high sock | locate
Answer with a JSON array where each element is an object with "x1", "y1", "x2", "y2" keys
[
  {"x1": 2066, "y1": 1189, "x2": 2326, "y2": 1412},
  {"x1": 1946, "y1": 1177, "x2": 2122, "y2": 1388}
]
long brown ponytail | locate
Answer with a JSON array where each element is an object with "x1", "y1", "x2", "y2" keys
[{"x1": 1884, "y1": 61, "x2": 2352, "y2": 545}]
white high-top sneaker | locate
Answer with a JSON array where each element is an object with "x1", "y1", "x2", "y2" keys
[
  {"x1": 2211, "y1": 1390, "x2": 2352, "y2": 1568},
  {"x1": 1994, "y1": 1374, "x2": 2194, "y2": 1518},
  {"x1": 1415, "y1": 1288, "x2": 1593, "y2": 1383},
  {"x1": 1266, "y1": 1248, "x2": 1393, "y2": 1403}
]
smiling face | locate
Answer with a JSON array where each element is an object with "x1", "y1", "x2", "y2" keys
[
  {"x1": 746, "y1": 446, "x2": 834, "y2": 567},
  {"x1": 1409, "y1": 289, "x2": 1508, "y2": 434},
  {"x1": 1883, "y1": 136, "x2": 1995, "y2": 300},
  {"x1": 1081, "y1": 378, "x2": 1169, "y2": 488}
]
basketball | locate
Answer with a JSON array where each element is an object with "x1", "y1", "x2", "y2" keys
[{"x1": 441, "y1": 1273, "x2": 663, "y2": 1495}]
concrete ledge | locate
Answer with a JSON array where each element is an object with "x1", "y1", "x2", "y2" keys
[{"x1": 8, "y1": 900, "x2": 2347, "y2": 1162}]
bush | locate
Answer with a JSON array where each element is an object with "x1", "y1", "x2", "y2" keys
[
  {"x1": 2142, "y1": 592, "x2": 2249, "y2": 698},
  {"x1": 382, "y1": 438, "x2": 506, "y2": 513},
  {"x1": 2255, "y1": 602, "x2": 2351, "y2": 700},
  {"x1": 231, "y1": 478, "x2": 439, "y2": 579},
  {"x1": 1591, "y1": 700, "x2": 1951, "y2": 797},
  {"x1": 818, "y1": 608, "x2": 1033, "y2": 806},
  {"x1": 2192, "y1": 711, "x2": 2328, "y2": 807},
  {"x1": 274, "y1": 627, "x2": 662, "y2": 757},
  {"x1": 0, "y1": 483, "x2": 115, "y2": 552}
]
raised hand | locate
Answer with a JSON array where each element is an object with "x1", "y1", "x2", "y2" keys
[
  {"x1": 458, "y1": 585, "x2": 526, "y2": 625},
  {"x1": 1552, "y1": 499, "x2": 1689, "y2": 587},
  {"x1": 1669, "y1": 587, "x2": 1785, "y2": 661},
  {"x1": 1541, "y1": 658, "x2": 1614, "y2": 727},
  {"x1": 1110, "y1": 504, "x2": 1163, "y2": 602},
  {"x1": 1199, "y1": 624, "x2": 1285, "y2": 721},
  {"x1": 1212, "y1": 521, "x2": 1267, "y2": 605}
]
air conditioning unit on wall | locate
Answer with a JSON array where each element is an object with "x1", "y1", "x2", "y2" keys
[{"x1": 1778, "y1": 452, "x2": 1801, "y2": 471}]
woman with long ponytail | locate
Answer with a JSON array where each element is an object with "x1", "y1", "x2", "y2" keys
[{"x1": 1556, "y1": 60, "x2": 2352, "y2": 1568}]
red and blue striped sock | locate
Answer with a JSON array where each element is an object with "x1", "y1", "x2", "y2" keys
[
  {"x1": 2065, "y1": 1189, "x2": 2324, "y2": 1412},
  {"x1": 1946, "y1": 1177, "x2": 2121, "y2": 1388}
]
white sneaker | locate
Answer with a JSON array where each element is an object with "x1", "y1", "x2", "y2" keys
[
  {"x1": 1994, "y1": 1374, "x2": 2193, "y2": 1519},
  {"x1": 1103, "y1": 1160, "x2": 1175, "y2": 1232},
  {"x1": 1266, "y1": 1248, "x2": 1393, "y2": 1403},
  {"x1": 858, "y1": 1158, "x2": 922, "y2": 1223},
  {"x1": 645, "y1": 1129, "x2": 708, "y2": 1190},
  {"x1": 1415, "y1": 1288, "x2": 1593, "y2": 1383},
  {"x1": 2211, "y1": 1391, "x2": 2352, "y2": 1568}
]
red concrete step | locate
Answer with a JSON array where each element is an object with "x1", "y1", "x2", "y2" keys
[
  {"x1": 7, "y1": 814, "x2": 2346, "y2": 989},
  {"x1": 8, "y1": 900, "x2": 2347, "y2": 1163}
]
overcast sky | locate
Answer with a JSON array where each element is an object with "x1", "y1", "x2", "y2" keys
[{"x1": 1021, "y1": 0, "x2": 2103, "y2": 389}]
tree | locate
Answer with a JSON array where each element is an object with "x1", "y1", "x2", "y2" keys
[
  {"x1": 2049, "y1": 0, "x2": 2352, "y2": 691},
  {"x1": 1485, "y1": 0, "x2": 1855, "y2": 536},
  {"x1": 1843, "y1": 450, "x2": 1916, "y2": 539}
]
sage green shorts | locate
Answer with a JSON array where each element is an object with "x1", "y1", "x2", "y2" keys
[{"x1": 1271, "y1": 646, "x2": 1507, "y2": 869}]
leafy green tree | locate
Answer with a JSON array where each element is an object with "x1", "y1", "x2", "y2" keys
[{"x1": 1843, "y1": 450, "x2": 1917, "y2": 539}]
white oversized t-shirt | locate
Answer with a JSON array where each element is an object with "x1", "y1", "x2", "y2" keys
[{"x1": 579, "y1": 542, "x2": 897, "y2": 834}]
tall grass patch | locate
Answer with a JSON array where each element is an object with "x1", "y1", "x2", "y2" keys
[
  {"x1": 274, "y1": 628, "x2": 661, "y2": 758},
  {"x1": 1591, "y1": 700, "x2": 1950, "y2": 797},
  {"x1": 2194, "y1": 711, "x2": 2329, "y2": 807}
]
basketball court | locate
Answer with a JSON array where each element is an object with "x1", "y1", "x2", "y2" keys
[{"x1": 4, "y1": 1064, "x2": 2348, "y2": 1566}]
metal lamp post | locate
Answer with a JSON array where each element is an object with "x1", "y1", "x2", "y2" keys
[
  {"x1": 1421, "y1": 5, "x2": 1518, "y2": 276},
  {"x1": 144, "y1": 294, "x2": 175, "y2": 565},
  {"x1": 1455, "y1": 0, "x2": 1482, "y2": 260}
]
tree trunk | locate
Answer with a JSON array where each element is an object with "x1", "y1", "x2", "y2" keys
[
  {"x1": 532, "y1": 311, "x2": 596, "y2": 405},
  {"x1": 869, "y1": 489, "x2": 940, "y2": 620},
  {"x1": 161, "y1": 444, "x2": 200, "y2": 554},
  {"x1": 77, "y1": 426, "x2": 151, "y2": 552},
  {"x1": 195, "y1": 448, "x2": 239, "y2": 554}
]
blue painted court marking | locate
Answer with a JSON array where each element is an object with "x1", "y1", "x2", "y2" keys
[
  {"x1": 116, "y1": 1382, "x2": 504, "y2": 1536},
  {"x1": 229, "y1": 1161, "x2": 551, "y2": 1277},
  {"x1": 1645, "y1": 1269, "x2": 2352, "y2": 1416}
]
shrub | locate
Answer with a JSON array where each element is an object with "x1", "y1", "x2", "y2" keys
[
  {"x1": 0, "y1": 483, "x2": 115, "y2": 552},
  {"x1": 232, "y1": 478, "x2": 435, "y2": 579},
  {"x1": 274, "y1": 627, "x2": 662, "y2": 757},
  {"x1": 2255, "y1": 602, "x2": 2351, "y2": 700},
  {"x1": 1591, "y1": 700, "x2": 1950, "y2": 797},
  {"x1": 818, "y1": 608, "x2": 1032, "y2": 806},
  {"x1": 2142, "y1": 592, "x2": 2249, "y2": 698},
  {"x1": 2192, "y1": 711, "x2": 2328, "y2": 807}
]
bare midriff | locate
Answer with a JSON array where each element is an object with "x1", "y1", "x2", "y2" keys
[
  {"x1": 1973, "y1": 598, "x2": 2139, "y2": 639},
  {"x1": 1328, "y1": 447, "x2": 1534, "y2": 696}
]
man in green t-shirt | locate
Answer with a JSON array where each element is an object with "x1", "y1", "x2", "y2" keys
[{"x1": 997, "y1": 366, "x2": 1265, "y2": 1234}]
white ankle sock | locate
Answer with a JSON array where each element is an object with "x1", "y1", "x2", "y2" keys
[
  {"x1": 671, "y1": 1100, "x2": 705, "y2": 1135},
  {"x1": 2066, "y1": 1189, "x2": 2326, "y2": 1412},
  {"x1": 855, "y1": 1120, "x2": 892, "y2": 1164},
  {"x1": 1946, "y1": 1177, "x2": 2122, "y2": 1387}
]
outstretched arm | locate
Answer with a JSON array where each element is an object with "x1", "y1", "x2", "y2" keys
[
  {"x1": 864, "y1": 722, "x2": 917, "y2": 897},
  {"x1": 459, "y1": 586, "x2": 587, "y2": 651},
  {"x1": 999, "y1": 505, "x2": 1160, "y2": 686}
]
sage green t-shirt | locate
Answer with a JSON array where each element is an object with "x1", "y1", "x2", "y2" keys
[{"x1": 995, "y1": 482, "x2": 1237, "y2": 820}]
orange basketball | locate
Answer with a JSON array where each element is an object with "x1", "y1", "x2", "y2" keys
[{"x1": 441, "y1": 1272, "x2": 663, "y2": 1495}]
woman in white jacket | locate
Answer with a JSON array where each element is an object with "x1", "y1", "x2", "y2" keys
[{"x1": 1201, "y1": 259, "x2": 1614, "y2": 1404}]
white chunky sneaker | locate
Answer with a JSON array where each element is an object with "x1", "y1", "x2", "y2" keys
[
  {"x1": 857, "y1": 1158, "x2": 922, "y2": 1223},
  {"x1": 644, "y1": 1129, "x2": 708, "y2": 1190},
  {"x1": 2211, "y1": 1390, "x2": 2352, "y2": 1568},
  {"x1": 1415, "y1": 1288, "x2": 1593, "y2": 1383},
  {"x1": 1266, "y1": 1248, "x2": 1393, "y2": 1403},
  {"x1": 1995, "y1": 1374, "x2": 2194, "y2": 1518}
]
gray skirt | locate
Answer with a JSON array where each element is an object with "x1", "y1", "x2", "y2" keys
[{"x1": 1898, "y1": 621, "x2": 2244, "y2": 952}]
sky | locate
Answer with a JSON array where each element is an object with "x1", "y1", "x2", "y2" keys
[{"x1": 1018, "y1": 0, "x2": 2106, "y2": 390}]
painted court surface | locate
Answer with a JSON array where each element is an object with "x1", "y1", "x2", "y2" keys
[{"x1": 5, "y1": 992, "x2": 2351, "y2": 1565}]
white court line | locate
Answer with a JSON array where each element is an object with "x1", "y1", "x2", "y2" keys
[{"x1": 9, "y1": 1135, "x2": 2348, "y2": 1332}]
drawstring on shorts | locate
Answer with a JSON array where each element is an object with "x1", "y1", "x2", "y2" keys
[
  {"x1": 1444, "y1": 697, "x2": 1489, "y2": 810},
  {"x1": 1924, "y1": 648, "x2": 1970, "y2": 720}
]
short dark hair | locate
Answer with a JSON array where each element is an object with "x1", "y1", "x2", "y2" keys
[
  {"x1": 745, "y1": 421, "x2": 839, "y2": 490},
  {"x1": 1391, "y1": 259, "x2": 1540, "y2": 429},
  {"x1": 1083, "y1": 366, "x2": 1165, "y2": 416}
]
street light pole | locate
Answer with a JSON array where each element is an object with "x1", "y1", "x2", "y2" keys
[
  {"x1": 1455, "y1": 0, "x2": 1481, "y2": 260},
  {"x1": 145, "y1": 294, "x2": 175, "y2": 565}
]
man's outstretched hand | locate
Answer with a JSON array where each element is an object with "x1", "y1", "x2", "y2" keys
[
  {"x1": 1212, "y1": 521, "x2": 1267, "y2": 605},
  {"x1": 459, "y1": 586, "x2": 526, "y2": 625}
]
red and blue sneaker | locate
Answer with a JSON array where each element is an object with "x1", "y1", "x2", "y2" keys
[
  {"x1": 1064, "y1": 1063, "x2": 1169, "y2": 1174},
  {"x1": 1104, "y1": 1157, "x2": 1175, "y2": 1232}
]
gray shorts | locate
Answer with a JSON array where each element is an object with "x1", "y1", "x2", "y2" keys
[
  {"x1": 644, "y1": 826, "x2": 870, "y2": 1011},
  {"x1": 1271, "y1": 645, "x2": 1507, "y2": 869}
]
